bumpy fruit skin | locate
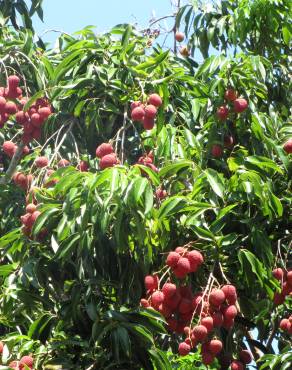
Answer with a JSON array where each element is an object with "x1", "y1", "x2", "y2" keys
[
  {"x1": 230, "y1": 360, "x2": 244, "y2": 370},
  {"x1": 239, "y1": 349, "x2": 253, "y2": 364},
  {"x1": 176, "y1": 257, "x2": 191, "y2": 275},
  {"x1": 209, "y1": 339, "x2": 223, "y2": 355},
  {"x1": 20, "y1": 355, "x2": 33, "y2": 368},
  {"x1": 209, "y1": 289, "x2": 226, "y2": 307},
  {"x1": 144, "y1": 275, "x2": 158, "y2": 291},
  {"x1": 148, "y1": 93, "x2": 162, "y2": 107},
  {"x1": 78, "y1": 160, "x2": 89, "y2": 172},
  {"x1": 58, "y1": 159, "x2": 70, "y2": 167},
  {"x1": 192, "y1": 325, "x2": 208, "y2": 341},
  {"x1": 224, "y1": 89, "x2": 237, "y2": 101},
  {"x1": 131, "y1": 101, "x2": 141, "y2": 110},
  {"x1": 95, "y1": 143, "x2": 114, "y2": 158},
  {"x1": 279, "y1": 318, "x2": 289, "y2": 331},
  {"x1": 178, "y1": 342, "x2": 190, "y2": 356},
  {"x1": 38, "y1": 107, "x2": 51, "y2": 120},
  {"x1": 3, "y1": 141, "x2": 16, "y2": 157},
  {"x1": 233, "y1": 98, "x2": 248, "y2": 113},
  {"x1": 272, "y1": 267, "x2": 284, "y2": 281},
  {"x1": 15, "y1": 111, "x2": 28, "y2": 125},
  {"x1": 0, "y1": 96, "x2": 6, "y2": 111},
  {"x1": 143, "y1": 116, "x2": 155, "y2": 130},
  {"x1": 217, "y1": 105, "x2": 229, "y2": 121},
  {"x1": 8, "y1": 361, "x2": 19, "y2": 369},
  {"x1": 162, "y1": 283, "x2": 176, "y2": 298},
  {"x1": 212, "y1": 311, "x2": 224, "y2": 327},
  {"x1": 5, "y1": 101, "x2": 18, "y2": 114},
  {"x1": 26, "y1": 203, "x2": 37, "y2": 214},
  {"x1": 178, "y1": 298, "x2": 192, "y2": 314},
  {"x1": 223, "y1": 305, "x2": 237, "y2": 320},
  {"x1": 221, "y1": 284, "x2": 237, "y2": 304},
  {"x1": 131, "y1": 106, "x2": 145, "y2": 121},
  {"x1": 151, "y1": 291, "x2": 164, "y2": 309},
  {"x1": 144, "y1": 104, "x2": 157, "y2": 118},
  {"x1": 166, "y1": 251, "x2": 180, "y2": 267},
  {"x1": 35, "y1": 156, "x2": 49, "y2": 168},
  {"x1": 140, "y1": 298, "x2": 150, "y2": 308},
  {"x1": 201, "y1": 316, "x2": 214, "y2": 332},
  {"x1": 8, "y1": 75, "x2": 20, "y2": 88},
  {"x1": 283, "y1": 139, "x2": 292, "y2": 154},
  {"x1": 187, "y1": 250, "x2": 203, "y2": 271},
  {"x1": 99, "y1": 154, "x2": 118, "y2": 170},
  {"x1": 175, "y1": 32, "x2": 185, "y2": 42},
  {"x1": 211, "y1": 144, "x2": 223, "y2": 158}
]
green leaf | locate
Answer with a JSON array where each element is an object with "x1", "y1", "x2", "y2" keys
[{"x1": 205, "y1": 168, "x2": 224, "y2": 198}]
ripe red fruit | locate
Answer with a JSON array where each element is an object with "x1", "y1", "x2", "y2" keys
[
  {"x1": 224, "y1": 135, "x2": 234, "y2": 149},
  {"x1": 211, "y1": 144, "x2": 223, "y2": 158},
  {"x1": 176, "y1": 257, "x2": 191, "y2": 275},
  {"x1": 140, "y1": 298, "x2": 150, "y2": 308},
  {"x1": 224, "y1": 89, "x2": 237, "y2": 101},
  {"x1": 15, "y1": 111, "x2": 28, "y2": 125},
  {"x1": 20, "y1": 355, "x2": 33, "y2": 367},
  {"x1": 31, "y1": 112, "x2": 42, "y2": 127},
  {"x1": 151, "y1": 291, "x2": 164, "y2": 309},
  {"x1": 175, "y1": 32, "x2": 185, "y2": 42},
  {"x1": 282, "y1": 281, "x2": 291, "y2": 296},
  {"x1": 212, "y1": 311, "x2": 224, "y2": 327},
  {"x1": 202, "y1": 351, "x2": 214, "y2": 365},
  {"x1": 144, "y1": 104, "x2": 157, "y2": 119},
  {"x1": 8, "y1": 75, "x2": 20, "y2": 88},
  {"x1": 0, "y1": 341, "x2": 3, "y2": 353},
  {"x1": 3, "y1": 141, "x2": 16, "y2": 157},
  {"x1": 175, "y1": 247, "x2": 187, "y2": 255},
  {"x1": 239, "y1": 349, "x2": 253, "y2": 364},
  {"x1": 222, "y1": 316, "x2": 234, "y2": 329},
  {"x1": 131, "y1": 101, "x2": 141, "y2": 110},
  {"x1": 192, "y1": 293, "x2": 203, "y2": 312},
  {"x1": 283, "y1": 139, "x2": 292, "y2": 154},
  {"x1": 156, "y1": 188, "x2": 167, "y2": 200},
  {"x1": 148, "y1": 93, "x2": 162, "y2": 107},
  {"x1": 187, "y1": 250, "x2": 203, "y2": 272},
  {"x1": 216, "y1": 105, "x2": 229, "y2": 121},
  {"x1": 35, "y1": 156, "x2": 49, "y2": 168},
  {"x1": 221, "y1": 285, "x2": 237, "y2": 304},
  {"x1": 272, "y1": 268, "x2": 284, "y2": 281},
  {"x1": 162, "y1": 283, "x2": 176, "y2": 299},
  {"x1": 164, "y1": 291, "x2": 181, "y2": 309},
  {"x1": 233, "y1": 98, "x2": 248, "y2": 113},
  {"x1": 209, "y1": 339, "x2": 223, "y2": 355},
  {"x1": 26, "y1": 203, "x2": 37, "y2": 214},
  {"x1": 230, "y1": 360, "x2": 244, "y2": 370},
  {"x1": 95, "y1": 143, "x2": 114, "y2": 158},
  {"x1": 32, "y1": 128, "x2": 41, "y2": 140},
  {"x1": 38, "y1": 106, "x2": 51, "y2": 119},
  {"x1": 273, "y1": 292, "x2": 285, "y2": 305},
  {"x1": 5, "y1": 101, "x2": 18, "y2": 114},
  {"x1": 166, "y1": 251, "x2": 180, "y2": 267},
  {"x1": 279, "y1": 318, "x2": 289, "y2": 331},
  {"x1": 179, "y1": 285, "x2": 193, "y2": 299},
  {"x1": 78, "y1": 160, "x2": 89, "y2": 172},
  {"x1": 58, "y1": 159, "x2": 70, "y2": 167},
  {"x1": 0, "y1": 96, "x2": 6, "y2": 111},
  {"x1": 144, "y1": 275, "x2": 158, "y2": 291},
  {"x1": 201, "y1": 316, "x2": 214, "y2": 332},
  {"x1": 192, "y1": 325, "x2": 208, "y2": 342},
  {"x1": 287, "y1": 271, "x2": 292, "y2": 285},
  {"x1": 131, "y1": 106, "x2": 145, "y2": 121},
  {"x1": 178, "y1": 342, "x2": 190, "y2": 356},
  {"x1": 166, "y1": 317, "x2": 178, "y2": 332},
  {"x1": 142, "y1": 116, "x2": 155, "y2": 130},
  {"x1": 223, "y1": 305, "x2": 237, "y2": 320},
  {"x1": 31, "y1": 211, "x2": 41, "y2": 224},
  {"x1": 209, "y1": 289, "x2": 226, "y2": 307},
  {"x1": 99, "y1": 153, "x2": 118, "y2": 170},
  {"x1": 178, "y1": 298, "x2": 192, "y2": 314}
]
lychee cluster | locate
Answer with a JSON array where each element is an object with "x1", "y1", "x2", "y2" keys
[
  {"x1": 136, "y1": 151, "x2": 158, "y2": 173},
  {"x1": 155, "y1": 187, "x2": 167, "y2": 200},
  {"x1": 279, "y1": 315, "x2": 292, "y2": 335},
  {"x1": 0, "y1": 341, "x2": 34, "y2": 369},
  {"x1": 228, "y1": 350, "x2": 253, "y2": 370},
  {"x1": 216, "y1": 89, "x2": 248, "y2": 121},
  {"x1": 166, "y1": 247, "x2": 204, "y2": 279},
  {"x1": 0, "y1": 75, "x2": 53, "y2": 143},
  {"x1": 130, "y1": 93, "x2": 162, "y2": 130},
  {"x1": 2, "y1": 140, "x2": 30, "y2": 158},
  {"x1": 95, "y1": 142, "x2": 119, "y2": 170},
  {"x1": 20, "y1": 202, "x2": 41, "y2": 237},
  {"x1": 272, "y1": 268, "x2": 292, "y2": 305}
]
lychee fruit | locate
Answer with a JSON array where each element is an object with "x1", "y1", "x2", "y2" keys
[
  {"x1": 162, "y1": 283, "x2": 176, "y2": 299},
  {"x1": 192, "y1": 325, "x2": 207, "y2": 341},
  {"x1": 211, "y1": 144, "x2": 223, "y2": 158},
  {"x1": 151, "y1": 291, "x2": 164, "y2": 309},
  {"x1": 221, "y1": 285, "x2": 237, "y2": 304},
  {"x1": 287, "y1": 270, "x2": 292, "y2": 285},
  {"x1": 164, "y1": 291, "x2": 181, "y2": 309},
  {"x1": 175, "y1": 32, "x2": 185, "y2": 42},
  {"x1": 58, "y1": 159, "x2": 70, "y2": 167},
  {"x1": 31, "y1": 112, "x2": 43, "y2": 127},
  {"x1": 239, "y1": 349, "x2": 253, "y2": 364},
  {"x1": 224, "y1": 89, "x2": 237, "y2": 101},
  {"x1": 178, "y1": 298, "x2": 192, "y2": 314},
  {"x1": 209, "y1": 289, "x2": 225, "y2": 307},
  {"x1": 78, "y1": 160, "x2": 89, "y2": 172},
  {"x1": 272, "y1": 268, "x2": 284, "y2": 281},
  {"x1": 233, "y1": 98, "x2": 248, "y2": 113},
  {"x1": 176, "y1": 257, "x2": 191, "y2": 274},
  {"x1": 212, "y1": 311, "x2": 224, "y2": 327},
  {"x1": 209, "y1": 339, "x2": 223, "y2": 355},
  {"x1": 99, "y1": 153, "x2": 118, "y2": 170},
  {"x1": 202, "y1": 351, "x2": 214, "y2": 365},
  {"x1": 131, "y1": 101, "x2": 141, "y2": 110},
  {"x1": 224, "y1": 135, "x2": 234, "y2": 149},
  {"x1": 143, "y1": 116, "x2": 155, "y2": 130},
  {"x1": 140, "y1": 298, "x2": 150, "y2": 308},
  {"x1": 19, "y1": 355, "x2": 33, "y2": 368},
  {"x1": 0, "y1": 96, "x2": 6, "y2": 112},
  {"x1": 283, "y1": 139, "x2": 292, "y2": 154},
  {"x1": 15, "y1": 111, "x2": 28, "y2": 125},
  {"x1": 144, "y1": 275, "x2": 158, "y2": 291},
  {"x1": 178, "y1": 342, "x2": 190, "y2": 356},
  {"x1": 26, "y1": 203, "x2": 37, "y2": 214},
  {"x1": 230, "y1": 360, "x2": 244, "y2": 370},
  {"x1": 201, "y1": 316, "x2": 214, "y2": 332},
  {"x1": 144, "y1": 105, "x2": 157, "y2": 119},
  {"x1": 166, "y1": 251, "x2": 180, "y2": 267},
  {"x1": 95, "y1": 143, "x2": 114, "y2": 158},
  {"x1": 35, "y1": 156, "x2": 49, "y2": 168},
  {"x1": 8, "y1": 75, "x2": 20, "y2": 88},
  {"x1": 216, "y1": 105, "x2": 229, "y2": 121},
  {"x1": 0, "y1": 341, "x2": 3, "y2": 353},
  {"x1": 223, "y1": 305, "x2": 237, "y2": 320},
  {"x1": 5, "y1": 101, "x2": 18, "y2": 114},
  {"x1": 38, "y1": 106, "x2": 51, "y2": 120},
  {"x1": 147, "y1": 93, "x2": 162, "y2": 107},
  {"x1": 187, "y1": 250, "x2": 203, "y2": 272},
  {"x1": 131, "y1": 106, "x2": 145, "y2": 121},
  {"x1": 2, "y1": 141, "x2": 16, "y2": 157}
]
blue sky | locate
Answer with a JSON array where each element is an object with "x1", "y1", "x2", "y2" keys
[{"x1": 33, "y1": 0, "x2": 174, "y2": 43}]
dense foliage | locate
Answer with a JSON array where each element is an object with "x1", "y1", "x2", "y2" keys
[{"x1": 0, "y1": 1, "x2": 291, "y2": 369}]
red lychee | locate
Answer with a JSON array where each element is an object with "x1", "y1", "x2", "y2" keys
[
  {"x1": 283, "y1": 139, "x2": 292, "y2": 154},
  {"x1": 224, "y1": 89, "x2": 237, "y2": 101},
  {"x1": 31, "y1": 112, "x2": 43, "y2": 127},
  {"x1": 166, "y1": 317, "x2": 177, "y2": 332},
  {"x1": 192, "y1": 325, "x2": 208, "y2": 342},
  {"x1": 222, "y1": 316, "x2": 234, "y2": 329},
  {"x1": 221, "y1": 285, "x2": 237, "y2": 304},
  {"x1": 164, "y1": 291, "x2": 181, "y2": 310},
  {"x1": 142, "y1": 116, "x2": 155, "y2": 130},
  {"x1": 187, "y1": 250, "x2": 204, "y2": 272},
  {"x1": 211, "y1": 144, "x2": 223, "y2": 158},
  {"x1": 144, "y1": 104, "x2": 157, "y2": 119},
  {"x1": 38, "y1": 106, "x2": 51, "y2": 120},
  {"x1": 202, "y1": 351, "x2": 214, "y2": 365},
  {"x1": 78, "y1": 160, "x2": 89, "y2": 172},
  {"x1": 224, "y1": 135, "x2": 234, "y2": 149},
  {"x1": 151, "y1": 291, "x2": 165, "y2": 309},
  {"x1": 212, "y1": 311, "x2": 224, "y2": 327},
  {"x1": 58, "y1": 159, "x2": 70, "y2": 167},
  {"x1": 201, "y1": 316, "x2": 214, "y2": 332},
  {"x1": 19, "y1": 355, "x2": 33, "y2": 368},
  {"x1": 272, "y1": 268, "x2": 284, "y2": 281},
  {"x1": 178, "y1": 342, "x2": 190, "y2": 356},
  {"x1": 144, "y1": 275, "x2": 158, "y2": 291},
  {"x1": 131, "y1": 106, "x2": 145, "y2": 121},
  {"x1": 175, "y1": 32, "x2": 185, "y2": 42},
  {"x1": 176, "y1": 257, "x2": 191, "y2": 275},
  {"x1": 223, "y1": 305, "x2": 237, "y2": 320},
  {"x1": 230, "y1": 360, "x2": 244, "y2": 370},
  {"x1": 166, "y1": 251, "x2": 180, "y2": 267},
  {"x1": 209, "y1": 339, "x2": 223, "y2": 355},
  {"x1": 0, "y1": 96, "x2": 6, "y2": 112},
  {"x1": 15, "y1": 111, "x2": 28, "y2": 125},
  {"x1": 162, "y1": 283, "x2": 176, "y2": 299},
  {"x1": 0, "y1": 341, "x2": 3, "y2": 353},
  {"x1": 99, "y1": 153, "x2": 118, "y2": 170},
  {"x1": 31, "y1": 210, "x2": 41, "y2": 224},
  {"x1": 216, "y1": 105, "x2": 229, "y2": 121},
  {"x1": 5, "y1": 101, "x2": 18, "y2": 114},
  {"x1": 95, "y1": 143, "x2": 114, "y2": 158},
  {"x1": 147, "y1": 93, "x2": 162, "y2": 107},
  {"x1": 209, "y1": 289, "x2": 225, "y2": 307},
  {"x1": 233, "y1": 98, "x2": 248, "y2": 113},
  {"x1": 178, "y1": 298, "x2": 192, "y2": 314},
  {"x1": 8, "y1": 75, "x2": 20, "y2": 88},
  {"x1": 287, "y1": 271, "x2": 292, "y2": 286},
  {"x1": 2, "y1": 141, "x2": 16, "y2": 157},
  {"x1": 35, "y1": 156, "x2": 49, "y2": 168},
  {"x1": 239, "y1": 349, "x2": 253, "y2": 364},
  {"x1": 140, "y1": 298, "x2": 150, "y2": 308},
  {"x1": 26, "y1": 203, "x2": 37, "y2": 214}
]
